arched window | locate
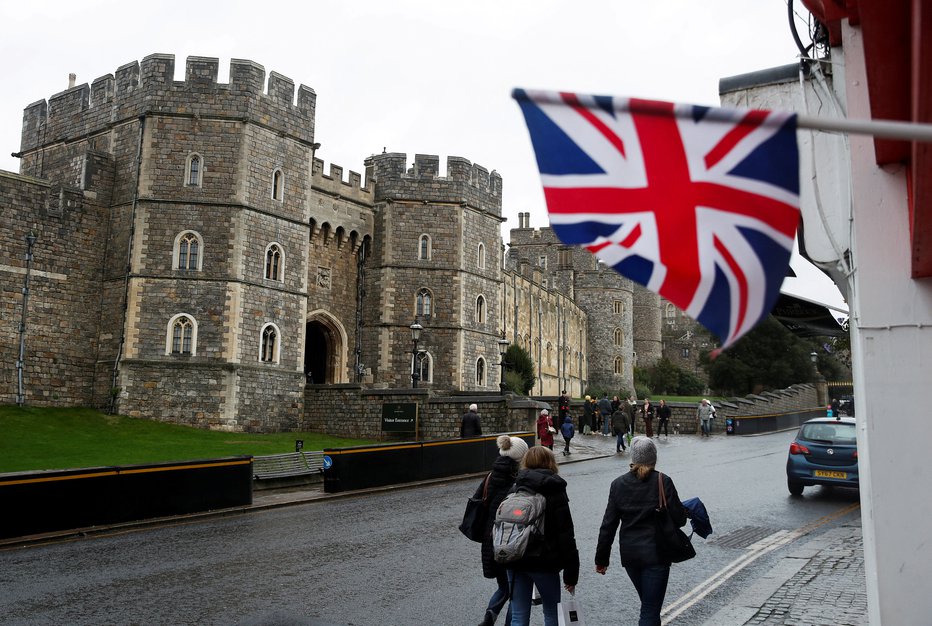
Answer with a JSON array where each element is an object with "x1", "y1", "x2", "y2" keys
[
  {"x1": 265, "y1": 243, "x2": 283, "y2": 281},
  {"x1": 418, "y1": 234, "x2": 431, "y2": 260},
  {"x1": 174, "y1": 231, "x2": 203, "y2": 271},
  {"x1": 475, "y1": 295, "x2": 486, "y2": 324},
  {"x1": 416, "y1": 288, "x2": 432, "y2": 318},
  {"x1": 665, "y1": 303, "x2": 677, "y2": 318},
  {"x1": 477, "y1": 243, "x2": 486, "y2": 269},
  {"x1": 185, "y1": 153, "x2": 203, "y2": 187},
  {"x1": 476, "y1": 357, "x2": 486, "y2": 387},
  {"x1": 260, "y1": 323, "x2": 280, "y2": 363},
  {"x1": 166, "y1": 314, "x2": 198, "y2": 356},
  {"x1": 613, "y1": 328, "x2": 623, "y2": 346},
  {"x1": 614, "y1": 356, "x2": 623, "y2": 374},
  {"x1": 272, "y1": 169, "x2": 284, "y2": 202},
  {"x1": 412, "y1": 351, "x2": 433, "y2": 384}
]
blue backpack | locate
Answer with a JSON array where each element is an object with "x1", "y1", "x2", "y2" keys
[{"x1": 560, "y1": 420, "x2": 575, "y2": 439}]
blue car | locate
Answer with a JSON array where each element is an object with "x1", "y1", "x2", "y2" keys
[{"x1": 786, "y1": 416, "x2": 859, "y2": 496}]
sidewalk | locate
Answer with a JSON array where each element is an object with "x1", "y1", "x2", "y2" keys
[{"x1": 704, "y1": 522, "x2": 867, "y2": 626}]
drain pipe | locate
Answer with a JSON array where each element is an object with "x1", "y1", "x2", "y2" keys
[
  {"x1": 108, "y1": 115, "x2": 146, "y2": 414},
  {"x1": 16, "y1": 232, "x2": 38, "y2": 406}
]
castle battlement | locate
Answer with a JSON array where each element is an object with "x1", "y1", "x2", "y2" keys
[
  {"x1": 364, "y1": 152, "x2": 502, "y2": 216},
  {"x1": 21, "y1": 54, "x2": 317, "y2": 152},
  {"x1": 311, "y1": 158, "x2": 374, "y2": 204}
]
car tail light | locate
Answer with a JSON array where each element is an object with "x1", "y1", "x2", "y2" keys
[
  {"x1": 852, "y1": 450, "x2": 858, "y2": 459},
  {"x1": 789, "y1": 442, "x2": 810, "y2": 455}
]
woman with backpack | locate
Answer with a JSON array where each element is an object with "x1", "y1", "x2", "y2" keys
[
  {"x1": 506, "y1": 446, "x2": 580, "y2": 626},
  {"x1": 594, "y1": 437, "x2": 688, "y2": 626},
  {"x1": 478, "y1": 435, "x2": 530, "y2": 626}
]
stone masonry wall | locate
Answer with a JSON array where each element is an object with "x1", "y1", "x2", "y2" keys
[{"x1": 0, "y1": 172, "x2": 106, "y2": 406}]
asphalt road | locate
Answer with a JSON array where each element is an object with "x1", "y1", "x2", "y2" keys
[{"x1": 0, "y1": 431, "x2": 860, "y2": 626}]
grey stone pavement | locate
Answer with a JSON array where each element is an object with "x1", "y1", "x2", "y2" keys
[{"x1": 1, "y1": 431, "x2": 869, "y2": 625}]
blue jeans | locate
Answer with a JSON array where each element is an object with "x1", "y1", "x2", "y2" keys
[
  {"x1": 616, "y1": 431, "x2": 627, "y2": 451},
  {"x1": 624, "y1": 564, "x2": 670, "y2": 626},
  {"x1": 486, "y1": 571, "x2": 512, "y2": 623},
  {"x1": 509, "y1": 570, "x2": 561, "y2": 626}
]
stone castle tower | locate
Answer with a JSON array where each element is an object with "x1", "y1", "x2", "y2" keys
[
  {"x1": 1, "y1": 53, "x2": 666, "y2": 430},
  {"x1": 360, "y1": 153, "x2": 506, "y2": 391}
]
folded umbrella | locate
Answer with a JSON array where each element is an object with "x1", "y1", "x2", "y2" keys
[{"x1": 681, "y1": 497, "x2": 713, "y2": 539}]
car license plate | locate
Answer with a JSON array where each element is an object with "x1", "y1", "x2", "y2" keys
[{"x1": 814, "y1": 470, "x2": 847, "y2": 479}]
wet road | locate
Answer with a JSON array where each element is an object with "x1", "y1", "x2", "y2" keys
[{"x1": 0, "y1": 431, "x2": 860, "y2": 625}]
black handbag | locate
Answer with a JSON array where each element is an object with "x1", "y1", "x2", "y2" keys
[
  {"x1": 655, "y1": 472, "x2": 696, "y2": 563},
  {"x1": 458, "y1": 472, "x2": 491, "y2": 542}
]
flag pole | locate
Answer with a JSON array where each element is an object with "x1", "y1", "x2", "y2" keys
[{"x1": 797, "y1": 114, "x2": 932, "y2": 142}]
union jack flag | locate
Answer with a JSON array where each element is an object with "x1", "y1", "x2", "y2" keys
[{"x1": 512, "y1": 89, "x2": 800, "y2": 349}]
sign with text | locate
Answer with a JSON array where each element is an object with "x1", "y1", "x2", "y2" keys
[{"x1": 382, "y1": 402, "x2": 418, "y2": 432}]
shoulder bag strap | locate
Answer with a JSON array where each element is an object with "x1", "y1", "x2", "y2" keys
[
  {"x1": 657, "y1": 472, "x2": 668, "y2": 509},
  {"x1": 481, "y1": 472, "x2": 492, "y2": 502}
]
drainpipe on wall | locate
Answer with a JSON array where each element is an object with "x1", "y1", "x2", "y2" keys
[
  {"x1": 354, "y1": 241, "x2": 367, "y2": 382},
  {"x1": 15, "y1": 232, "x2": 38, "y2": 406},
  {"x1": 108, "y1": 115, "x2": 146, "y2": 414}
]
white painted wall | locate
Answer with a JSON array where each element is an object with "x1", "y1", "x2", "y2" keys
[{"x1": 841, "y1": 23, "x2": 932, "y2": 625}]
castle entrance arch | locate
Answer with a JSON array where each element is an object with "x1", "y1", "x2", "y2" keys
[{"x1": 304, "y1": 310, "x2": 348, "y2": 384}]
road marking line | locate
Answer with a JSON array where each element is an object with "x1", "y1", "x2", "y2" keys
[{"x1": 661, "y1": 502, "x2": 860, "y2": 623}]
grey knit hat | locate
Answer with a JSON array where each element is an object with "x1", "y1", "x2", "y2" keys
[
  {"x1": 497, "y1": 435, "x2": 529, "y2": 461},
  {"x1": 630, "y1": 436, "x2": 657, "y2": 466}
]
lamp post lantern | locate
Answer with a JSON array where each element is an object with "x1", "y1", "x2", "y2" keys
[
  {"x1": 498, "y1": 333, "x2": 510, "y2": 393},
  {"x1": 410, "y1": 320, "x2": 423, "y2": 388}
]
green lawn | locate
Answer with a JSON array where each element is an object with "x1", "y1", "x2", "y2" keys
[{"x1": 0, "y1": 406, "x2": 376, "y2": 473}]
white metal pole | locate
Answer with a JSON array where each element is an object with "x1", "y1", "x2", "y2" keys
[{"x1": 797, "y1": 114, "x2": 932, "y2": 142}]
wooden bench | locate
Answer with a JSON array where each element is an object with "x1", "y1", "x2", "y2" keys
[{"x1": 253, "y1": 451, "x2": 325, "y2": 481}]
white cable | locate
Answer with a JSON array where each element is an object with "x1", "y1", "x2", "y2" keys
[{"x1": 798, "y1": 63, "x2": 852, "y2": 276}]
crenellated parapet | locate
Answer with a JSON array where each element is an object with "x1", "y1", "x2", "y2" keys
[
  {"x1": 21, "y1": 54, "x2": 317, "y2": 152},
  {"x1": 311, "y1": 158, "x2": 374, "y2": 205},
  {"x1": 364, "y1": 152, "x2": 503, "y2": 216}
]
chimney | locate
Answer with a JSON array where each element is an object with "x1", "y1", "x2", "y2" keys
[{"x1": 68, "y1": 73, "x2": 76, "y2": 89}]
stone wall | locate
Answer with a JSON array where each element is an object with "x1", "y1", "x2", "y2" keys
[
  {"x1": 0, "y1": 172, "x2": 106, "y2": 406},
  {"x1": 301, "y1": 386, "x2": 541, "y2": 439}
]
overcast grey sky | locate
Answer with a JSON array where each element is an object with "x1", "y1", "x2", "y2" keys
[{"x1": 0, "y1": 0, "x2": 813, "y2": 229}]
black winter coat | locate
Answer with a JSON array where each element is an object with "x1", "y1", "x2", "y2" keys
[
  {"x1": 507, "y1": 468, "x2": 580, "y2": 586},
  {"x1": 461, "y1": 411, "x2": 482, "y2": 437},
  {"x1": 595, "y1": 469, "x2": 687, "y2": 568},
  {"x1": 479, "y1": 455, "x2": 520, "y2": 578}
]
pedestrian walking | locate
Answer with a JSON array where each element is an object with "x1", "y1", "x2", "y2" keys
[
  {"x1": 507, "y1": 446, "x2": 580, "y2": 626},
  {"x1": 537, "y1": 409, "x2": 555, "y2": 450},
  {"x1": 582, "y1": 396, "x2": 593, "y2": 435},
  {"x1": 641, "y1": 398, "x2": 655, "y2": 438},
  {"x1": 656, "y1": 400, "x2": 671, "y2": 437},
  {"x1": 697, "y1": 399, "x2": 714, "y2": 437},
  {"x1": 598, "y1": 394, "x2": 614, "y2": 437},
  {"x1": 625, "y1": 396, "x2": 638, "y2": 439},
  {"x1": 595, "y1": 437, "x2": 688, "y2": 626},
  {"x1": 611, "y1": 395, "x2": 622, "y2": 414},
  {"x1": 462, "y1": 403, "x2": 482, "y2": 438},
  {"x1": 611, "y1": 407, "x2": 629, "y2": 453},
  {"x1": 476, "y1": 435, "x2": 529, "y2": 626},
  {"x1": 560, "y1": 414, "x2": 575, "y2": 456}
]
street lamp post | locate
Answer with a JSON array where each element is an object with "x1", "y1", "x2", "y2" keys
[
  {"x1": 410, "y1": 320, "x2": 423, "y2": 388},
  {"x1": 16, "y1": 232, "x2": 37, "y2": 407},
  {"x1": 498, "y1": 333, "x2": 510, "y2": 393},
  {"x1": 811, "y1": 351, "x2": 827, "y2": 407}
]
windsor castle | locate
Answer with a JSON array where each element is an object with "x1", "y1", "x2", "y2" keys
[{"x1": 0, "y1": 54, "x2": 711, "y2": 431}]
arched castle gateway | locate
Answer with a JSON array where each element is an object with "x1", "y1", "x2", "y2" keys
[{"x1": 0, "y1": 54, "x2": 669, "y2": 431}]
